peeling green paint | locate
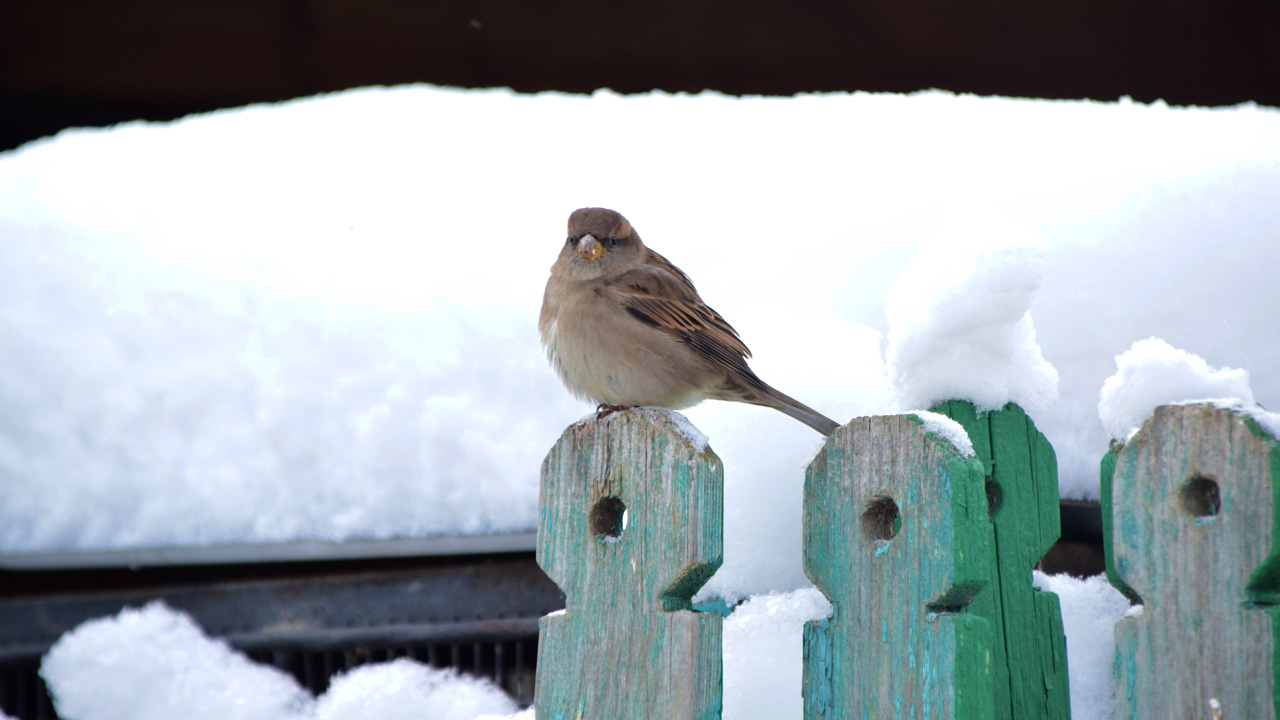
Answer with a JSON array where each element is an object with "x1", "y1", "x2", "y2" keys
[
  {"x1": 1105, "y1": 404, "x2": 1278, "y2": 718},
  {"x1": 535, "y1": 410, "x2": 723, "y2": 719},
  {"x1": 802, "y1": 413, "x2": 994, "y2": 719}
]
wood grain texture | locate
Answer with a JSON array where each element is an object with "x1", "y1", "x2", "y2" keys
[
  {"x1": 803, "y1": 413, "x2": 994, "y2": 719},
  {"x1": 1104, "y1": 403, "x2": 1280, "y2": 719},
  {"x1": 932, "y1": 401, "x2": 1071, "y2": 720},
  {"x1": 535, "y1": 408, "x2": 723, "y2": 720}
]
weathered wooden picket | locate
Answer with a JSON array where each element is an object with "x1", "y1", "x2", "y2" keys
[
  {"x1": 1103, "y1": 403, "x2": 1279, "y2": 719},
  {"x1": 535, "y1": 408, "x2": 723, "y2": 719},
  {"x1": 802, "y1": 411, "x2": 994, "y2": 719},
  {"x1": 532, "y1": 400, "x2": 1278, "y2": 718}
]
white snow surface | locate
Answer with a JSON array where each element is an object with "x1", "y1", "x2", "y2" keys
[
  {"x1": 722, "y1": 587, "x2": 833, "y2": 719},
  {"x1": 1034, "y1": 572, "x2": 1134, "y2": 720},
  {"x1": 908, "y1": 410, "x2": 977, "y2": 458},
  {"x1": 40, "y1": 602, "x2": 523, "y2": 720},
  {"x1": 313, "y1": 658, "x2": 518, "y2": 720},
  {"x1": 886, "y1": 209, "x2": 1059, "y2": 417},
  {"x1": 1097, "y1": 337, "x2": 1276, "y2": 443},
  {"x1": 0, "y1": 86, "x2": 1278, "y2": 596},
  {"x1": 1204, "y1": 399, "x2": 1280, "y2": 441},
  {"x1": 574, "y1": 407, "x2": 710, "y2": 453},
  {"x1": 40, "y1": 602, "x2": 313, "y2": 720}
]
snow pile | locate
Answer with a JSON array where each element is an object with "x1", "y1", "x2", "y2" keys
[
  {"x1": 313, "y1": 659, "x2": 518, "y2": 720},
  {"x1": 41, "y1": 602, "x2": 313, "y2": 720},
  {"x1": 1098, "y1": 338, "x2": 1279, "y2": 443},
  {"x1": 575, "y1": 407, "x2": 711, "y2": 454},
  {"x1": 0, "y1": 201, "x2": 570, "y2": 553},
  {"x1": 908, "y1": 410, "x2": 976, "y2": 458},
  {"x1": 885, "y1": 209, "x2": 1059, "y2": 417},
  {"x1": 722, "y1": 587, "x2": 832, "y2": 719},
  {"x1": 40, "y1": 602, "x2": 523, "y2": 720},
  {"x1": 1034, "y1": 572, "x2": 1133, "y2": 720},
  {"x1": 660, "y1": 408, "x2": 713, "y2": 454}
]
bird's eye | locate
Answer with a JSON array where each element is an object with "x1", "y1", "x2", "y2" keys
[
  {"x1": 609, "y1": 236, "x2": 619, "y2": 247},
  {"x1": 566, "y1": 235, "x2": 575, "y2": 245}
]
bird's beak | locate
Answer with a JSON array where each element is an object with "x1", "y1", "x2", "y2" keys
[{"x1": 577, "y1": 234, "x2": 604, "y2": 259}]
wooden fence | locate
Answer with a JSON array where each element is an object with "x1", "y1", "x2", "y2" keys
[{"x1": 532, "y1": 400, "x2": 1278, "y2": 719}]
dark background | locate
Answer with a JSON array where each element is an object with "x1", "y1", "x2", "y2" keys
[{"x1": 3, "y1": 0, "x2": 1278, "y2": 152}]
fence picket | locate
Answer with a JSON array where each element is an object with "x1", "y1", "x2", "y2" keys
[
  {"x1": 933, "y1": 401, "x2": 1071, "y2": 720},
  {"x1": 535, "y1": 408, "x2": 723, "y2": 719},
  {"x1": 802, "y1": 413, "x2": 995, "y2": 719},
  {"x1": 1103, "y1": 403, "x2": 1280, "y2": 719}
]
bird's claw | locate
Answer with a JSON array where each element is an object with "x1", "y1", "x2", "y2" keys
[{"x1": 595, "y1": 403, "x2": 628, "y2": 420}]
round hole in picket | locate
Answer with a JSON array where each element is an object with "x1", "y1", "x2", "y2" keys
[
  {"x1": 1179, "y1": 475, "x2": 1220, "y2": 521},
  {"x1": 986, "y1": 480, "x2": 1003, "y2": 517},
  {"x1": 861, "y1": 495, "x2": 901, "y2": 545},
  {"x1": 591, "y1": 496, "x2": 627, "y2": 539}
]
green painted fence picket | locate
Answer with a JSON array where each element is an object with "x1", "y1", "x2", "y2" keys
[
  {"x1": 932, "y1": 401, "x2": 1072, "y2": 720},
  {"x1": 801, "y1": 413, "x2": 995, "y2": 719},
  {"x1": 1102, "y1": 403, "x2": 1280, "y2": 719},
  {"x1": 535, "y1": 408, "x2": 724, "y2": 720}
]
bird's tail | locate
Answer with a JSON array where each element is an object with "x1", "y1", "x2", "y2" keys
[{"x1": 761, "y1": 387, "x2": 841, "y2": 436}]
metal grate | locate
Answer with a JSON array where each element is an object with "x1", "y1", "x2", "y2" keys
[
  {"x1": 243, "y1": 636, "x2": 539, "y2": 703},
  {"x1": 0, "y1": 634, "x2": 537, "y2": 720},
  {"x1": 0, "y1": 658, "x2": 57, "y2": 720}
]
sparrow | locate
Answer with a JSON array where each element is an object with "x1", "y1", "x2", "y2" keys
[{"x1": 539, "y1": 207, "x2": 841, "y2": 436}]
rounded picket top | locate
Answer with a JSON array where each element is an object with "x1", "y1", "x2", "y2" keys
[
  {"x1": 1105, "y1": 403, "x2": 1280, "y2": 719},
  {"x1": 535, "y1": 407, "x2": 723, "y2": 720},
  {"x1": 803, "y1": 412, "x2": 994, "y2": 719}
]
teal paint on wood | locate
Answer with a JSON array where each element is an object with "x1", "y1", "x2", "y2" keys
[
  {"x1": 535, "y1": 408, "x2": 723, "y2": 719},
  {"x1": 1105, "y1": 403, "x2": 1280, "y2": 719},
  {"x1": 803, "y1": 413, "x2": 995, "y2": 719},
  {"x1": 932, "y1": 401, "x2": 1072, "y2": 720}
]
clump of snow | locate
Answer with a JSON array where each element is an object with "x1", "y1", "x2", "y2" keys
[
  {"x1": 314, "y1": 658, "x2": 517, "y2": 720},
  {"x1": 39, "y1": 602, "x2": 524, "y2": 720},
  {"x1": 907, "y1": 410, "x2": 976, "y2": 458},
  {"x1": 1033, "y1": 572, "x2": 1133, "y2": 720},
  {"x1": 598, "y1": 407, "x2": 710, "y2": 453},
  {"x1": 1098, "y1": 338, "x2": 1258, "y2": 443},
  {"x1": 41, "y1": 602, "x2": 311, "y2": 720},
  {"x1": 723, "y1": 586, "x2": 833, "y2": 720},
  {"x1": 1205, "y1": 399, "x2": 1280, "y2": 441},
  {"x1": 656, "y1": 408, "x2": 712, "y2": 453},
  {"x1": 884, "y1": 208, "x2": 1060, "y2": 417}
]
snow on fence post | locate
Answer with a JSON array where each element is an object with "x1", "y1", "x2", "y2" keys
[
  {"x1": 1102, "y1": 403, "x2": 1280, "y2": 719},
  {"x1": 534, "y1": 408, "x2": 724, "y2": 719},
  {"x1": 932, "y1": 401, "x2": 1072, "y2": 720},
  {"x1": 803, "y1": 413, "x2": 995, "y2": 719}
]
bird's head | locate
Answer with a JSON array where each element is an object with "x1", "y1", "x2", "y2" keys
[{"x1": 560, "y1": 207, "x2": 645, "y2": 278}]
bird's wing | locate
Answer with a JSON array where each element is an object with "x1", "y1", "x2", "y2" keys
[{"x1": 614, "y1": 250, "x2": 760, "y2": 379}]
